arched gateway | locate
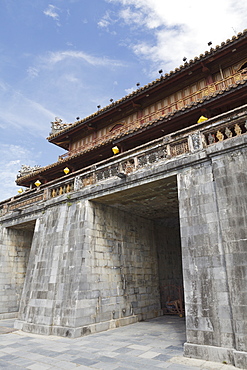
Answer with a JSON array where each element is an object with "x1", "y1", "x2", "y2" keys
[{"x1": 1, "y1": 31, "x2": 247, "y2": 369}]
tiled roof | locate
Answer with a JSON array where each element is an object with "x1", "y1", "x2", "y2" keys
[
  {"x1": 17, "y1": 78, "x2": 247, "y2": 184},
  {"x1": 47, "y1": 29, "x2": 247, "y2": 141}
]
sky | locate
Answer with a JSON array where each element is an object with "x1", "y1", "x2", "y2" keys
[{"x1": 0, "y1": 0, "x2": 247, "y2": 201}]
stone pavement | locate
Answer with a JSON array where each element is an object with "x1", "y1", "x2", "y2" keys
[{"x1": 0, "y1": 316, "x2": 241, "y2": 369}]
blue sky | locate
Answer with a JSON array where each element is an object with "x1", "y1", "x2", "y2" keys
[{"x1": 1, "y1": 0, "x2": 247, "y2": 201}]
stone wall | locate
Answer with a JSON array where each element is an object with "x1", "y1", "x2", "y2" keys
[
  {"x1": 154, "y1": 219, "x2": 183, "y2": 311},
  {"x1": 16, "y1": 201, "x2": 88, "y2": 336},
  {"x1": 0, "y1": 227, "x2": 33, "y2": 318},
  {"x1": 179, "y1": 145, "x2": 247, "y2": 368},
  {"x1": 86, "y1": 202, "x2": 161, "y2": 322},
  {"x1": 211, "y1": 147, "x2": 247, "y2": 369},
  {"x1": 15, "y1": 200, "x2": 162, "y2": 337},
  {"x1": 179, "y1": 162, "x2": 234, "y2": 353}
]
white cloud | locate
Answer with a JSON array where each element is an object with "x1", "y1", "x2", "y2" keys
[
  {"x1": 21, "y1": 48, "x2": 128, "y2": 130},
  {"x1": 64, "y1": 74, "x2": 79, "y2": 83},
  {"x1": 98, "y1": 10, "x2": 116, "y2": 29},
  {"x1": 42, "y1": 50, "x2": 125, "y2": 68},
  {"x1": 125, "y1": 86, "x2": 135, "y2": 94},
  {"x1": 27, "y1": 66, "x2": 39, "y2": 78},
  {"x1": 97, "y1": 10, "x2": 118, "y2": 35},
  {"x1": 98, "y1": 18, "x2": 110, "y2": 28},
  {"x1": 106, "y1": 0, "x2": 247, "y2": 73},
  {"x1": 43, "y1": 4, "x2": 61, "y2": 26},
  {"x1": 43, "y1": 4, "x2": 59, "y2": 20},
  {"x1": 0, "y1": 81, "x2": 57, "y2": 136}
]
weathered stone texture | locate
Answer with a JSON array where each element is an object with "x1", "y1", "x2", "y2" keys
[
  {"x1": 15, "y1": 200, "x2": 163, "y2": 336},
  {"x1": 211, "y1": 148, "x2": 247, "y2": 355},
  {"x1": 86, "y1": 201, "x2": 161, "y2": 322},
  {"x1": 179, "y1": 144, "x2": 247, "y2": 367},
  {"x1": 155, "y1": 220, "x2": 183, "y2": 309},
  {"x1": 0, "y1": 227, "x2": 32, "y2": 317},
  {"x1": 178, "y1": 161, "x2": 234, "y2": 349},
  {"x1": 16, "y1": 202, "x2": 88, "y2": 336}
]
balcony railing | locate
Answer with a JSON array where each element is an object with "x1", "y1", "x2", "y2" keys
[
  {"x1": 1, "y1": 104, "x2": 247, "y2": 216},
  {"x1": 204, "y1": 120, "x2": 247, "y2": 145}
]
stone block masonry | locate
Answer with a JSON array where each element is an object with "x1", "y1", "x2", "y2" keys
[
  {"x1": 179, "y1": 142, "x2": 247, "y2": 369},
  {"x1": 14, "y1": 200, "x2": 162, "y2": 337},
  {"x1": 0, "y1": 227, "x2": 32, "y2": 317},
  {"x1": 211, "y1": 147, "x2": 247, "y2": 369},
  {"x1": 87, "y1": 202, "x2": 162, "y2": 321}
]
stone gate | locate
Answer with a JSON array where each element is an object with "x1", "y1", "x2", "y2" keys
[{"x1": 1, "y1": 106, "x2": 247, "y2": 368}]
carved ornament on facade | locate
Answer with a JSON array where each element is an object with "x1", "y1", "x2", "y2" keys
[
  {"x1": 191, "y1": 132, "x2": 201, "y2": 151},
  {"x1": 225, "y1": 127, "x2": 233, "y2": 138},
  {"x1": 170, "y1": 140, "x2": 189, "y2": 157},
  {"x1": 216, "y1": 130, "x2": 224, "y2": 141},
  {"x1": 234, "y1": 123, "x2": 242, "y2": 135},
  {"x1": 207, "y1": 133, "x2": 215, "y2": 144},
  {"x1": 74, "y1": 176, "x2": 83, "y2": 191}
]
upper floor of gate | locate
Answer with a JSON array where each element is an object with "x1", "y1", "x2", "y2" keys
[{"x1": 13, "y1": 30, "x2": 247, "y2": 190}]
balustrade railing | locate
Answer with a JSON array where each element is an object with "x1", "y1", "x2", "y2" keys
[
  {"x1": 49, "y1": 180, "x2": 74, "y2": 198},
  {"x1": 0, "y1": 188, "x2": 45, "y2": 217},
  {"x1": 203, "y1": 119, "x2": 247, "y2": 145},
  {"x1": 50, "y1": 136, "x2": 193, "y2": 199}
]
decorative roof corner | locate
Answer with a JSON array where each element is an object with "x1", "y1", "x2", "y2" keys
[
  {"x1": 17, "y1": 164, "x2": 42, "y2": 179},
  {"x1": 49, "y1": 117, "x2": 73, "y2": 137}
]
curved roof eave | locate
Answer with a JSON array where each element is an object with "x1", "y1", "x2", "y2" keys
[
  {"x1": 47, "y1": 29, "x2": 247, "y2": 142},
  {"x1": 17, "y1": 78, "x2": 247, "y2": 185}
]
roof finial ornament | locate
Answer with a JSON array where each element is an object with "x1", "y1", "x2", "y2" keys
[
  {"x1": 17, "y1": 164, "x2": 41, "y2": 179},
  {"x1": 54, "y1": 117, "x2": 62, "y2": 123},
  {"x1": 50, "y1": 117, "x2": 72, "y2": 135}
]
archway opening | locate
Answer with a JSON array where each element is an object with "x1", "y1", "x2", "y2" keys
[
  {"x1": 4, "y1": 220, "x2": 36, "y2": 316},
  {"x1": 91, "y1": 175, "x2": 184, "y2": 322}
]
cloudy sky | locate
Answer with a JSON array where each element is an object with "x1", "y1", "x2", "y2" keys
[{"x1": 1, "y1": 0, "x2": 247, "y2": 201}]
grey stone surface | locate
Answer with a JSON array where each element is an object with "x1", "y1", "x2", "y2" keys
[
  {"x1": 0, "y1": 227, "x2": 32, "y2": 316},
  {"x1": 0, "y1": 316, "x2": 243, "y2": 369},
  {"x1": 178, "y1": 142, "x2": 247, "y2": 367},
  {"x1": 13, "y1": 200, "x2": 164, "y2": 337}
]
